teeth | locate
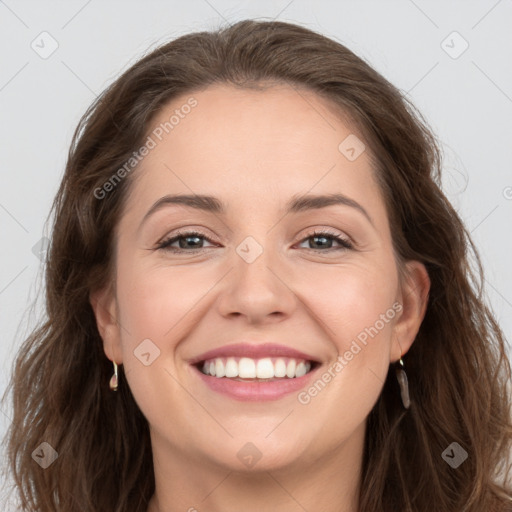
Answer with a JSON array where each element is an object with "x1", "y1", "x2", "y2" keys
[
  {"x1": 256, "y1": 358, "x2": 274, "y2": 378},
  {"x1": 225, "y1": 357, "x2": 238, "y2": 378},
  {"x1": 286, "y1": 359, "x2": 296, "y2": 378},
  {"x1": 295, "y1": 361, "x2": 307, "y2": 377},
  {"x1": 215, "y1": 359, "x2": 225, "y2": 378},
  {"x1": 274, "y1": 358, "x2": 287, "y2": 377},
  {"x1": 239, "y1": 357, "x2": 256, "y2": 378},
  {"x1": 200, "y1": 356, "x2": 314, "y2": 379}
]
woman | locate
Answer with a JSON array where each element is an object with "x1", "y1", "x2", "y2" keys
[{"x1": 2, "y1": 19, "x2": 511, "y2": 512}]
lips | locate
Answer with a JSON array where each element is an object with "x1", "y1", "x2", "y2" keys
[{"x1": 188, "y1": 342, "x2": 321, "y2": 401}]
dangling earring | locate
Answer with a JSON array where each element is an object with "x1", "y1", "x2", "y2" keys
[
  {"x1": 395, "y1": 357, "x2": 410, "y2": 409},
  {"x1": 109, "y1": 361, "x2": 119, "y2": 391}
]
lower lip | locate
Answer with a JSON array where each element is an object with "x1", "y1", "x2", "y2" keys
[{"x1": 192, "y1": 364, "x2": 319, "y2": 401}]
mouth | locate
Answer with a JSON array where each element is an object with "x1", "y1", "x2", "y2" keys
[
  {"x1": 194, "y1": 356, "x2": 320, "y2": 381},
  {"x1": 190, "y1": 353, "x2": 321, "y2": 401},
  {"x1": 188, "y1": 342, "x2": 323, "y2": 401}
]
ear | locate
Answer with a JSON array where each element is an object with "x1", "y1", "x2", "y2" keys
[
  {"x1": 89, "y1": 283, "x2": 123, "y2": 365},
  {"x1": 390, "y1": 260, "x2": 430, "y2": 363}
]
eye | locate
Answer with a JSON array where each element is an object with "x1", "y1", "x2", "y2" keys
[
  {"x1": 155, "y1": 229, "x2": 354, "y2": 253},
  {"x1": 156, "y1": 230, "x2": 216, "y2": 252},
  {"x1": 297, "y1": 230, "x2": 353, "y2": 251}
]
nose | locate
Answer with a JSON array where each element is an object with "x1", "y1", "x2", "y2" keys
[{"x1": 216, "y1": 242, "x2": 297, "y2": 325}]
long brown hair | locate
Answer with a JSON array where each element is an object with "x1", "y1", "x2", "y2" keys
[{"x1": 2, "y1": 19, "x2": 511, "y2": 512}]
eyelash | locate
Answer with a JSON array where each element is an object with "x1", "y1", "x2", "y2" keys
[{"x1": 155, "y1": 229, "x2": 354, "y2": 253}]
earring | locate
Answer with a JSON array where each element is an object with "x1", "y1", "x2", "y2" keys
[
  {"x1": 395, "y1": 357, "x2": 410, "y2": 409},
  {"x1": 109, "y1": 361, "x2": 119, "y2": 391}
]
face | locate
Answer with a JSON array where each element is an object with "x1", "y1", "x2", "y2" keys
[{"x1": 92, "y1": 83, "x2": 429, "y2": 473}]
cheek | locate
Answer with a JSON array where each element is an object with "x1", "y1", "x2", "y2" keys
[
  {"x1": 297, "y1": 255, "x2": 399, "y2": 342},
  {"x1": 297, "y1": 279, "x2": 399, "y2": 444},
  {"x1": 113, "y1": 257, "x2": 214, "y2": 437},
  {"x1": 297, "y1": 256, "x2": 399, "y2": 401},
  {"x1": 115, "y1": 256, "x2": 213, "y2": 344}
]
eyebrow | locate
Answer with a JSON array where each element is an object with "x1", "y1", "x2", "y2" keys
[{"x1": 139, "y1": 192, "x2": 374, "y2": 228}]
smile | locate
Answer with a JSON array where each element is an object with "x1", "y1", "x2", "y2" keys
[
  {"x1": 192, "y1": 357, "x2": 320, "y2": 401},
  {"x1": 199, "y1": 356, "x2": 315, "y2": 380}
]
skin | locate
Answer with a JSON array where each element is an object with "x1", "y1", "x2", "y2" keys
[{"x1": 91, "y1": 83, "x2": 430, "y2": 512}]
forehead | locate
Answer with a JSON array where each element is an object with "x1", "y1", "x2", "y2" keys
[
  {"x1": 121, "y1": 83, "x2": 386, "y2": 226},
  {"x1": 147, "y1": 82, "x2": 362, "y2": 163}
]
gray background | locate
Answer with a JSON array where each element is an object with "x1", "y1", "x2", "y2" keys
[{"x1": 1, "y1": 1, "x2": 511, "y2": 508}]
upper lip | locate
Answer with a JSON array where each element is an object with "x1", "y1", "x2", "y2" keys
[{"x1": 188, "y1": 343, "x2": 321, "y2": 365}]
